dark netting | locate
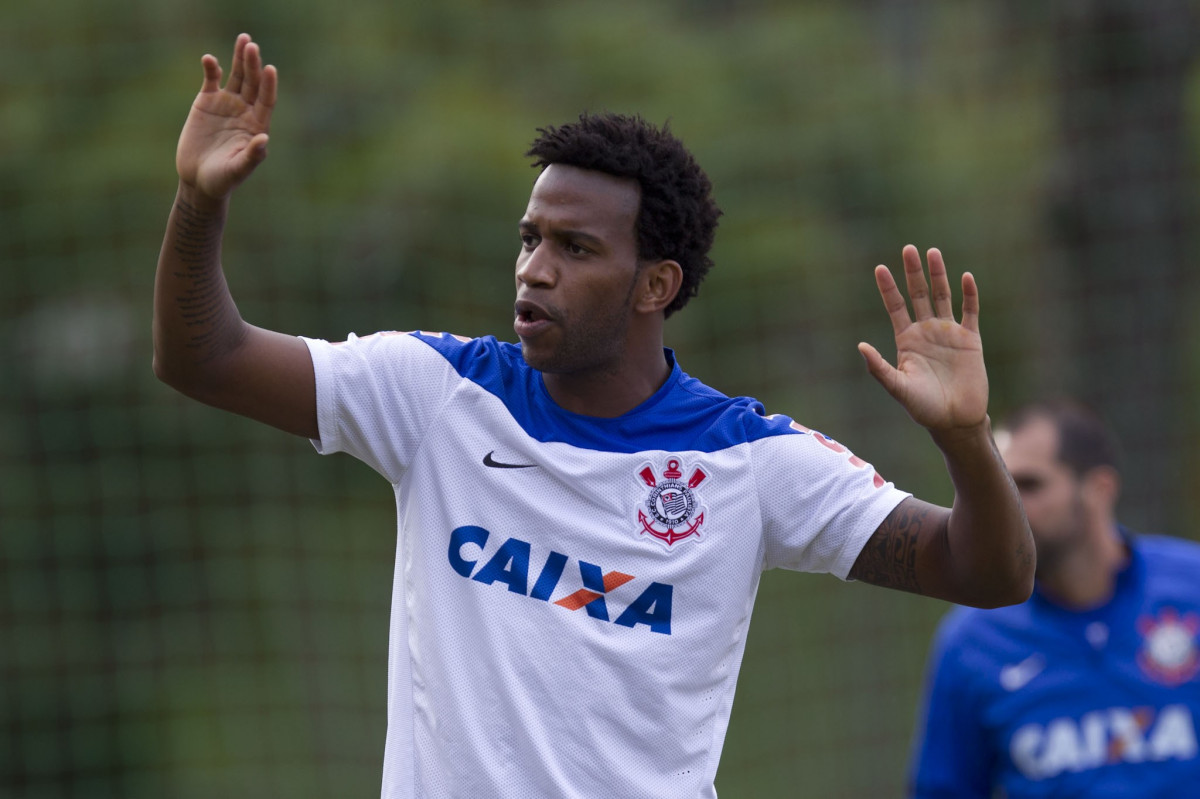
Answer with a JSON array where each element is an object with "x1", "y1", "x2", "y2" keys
[{"x1": 3, "y1": 2, "x2": 1197, "y2": 796}]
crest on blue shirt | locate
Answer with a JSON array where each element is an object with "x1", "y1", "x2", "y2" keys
[
  {"x1": 1136, "y1": 607, "x2": 1200, "y2": 685},
  {"x1": 635, "y1": 457, "x2": 709, "y2": 549}
]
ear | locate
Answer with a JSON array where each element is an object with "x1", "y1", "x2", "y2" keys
[
  {"x1": 634, "y1": 259, "x2": 683, "y2": 314},
  {"x1": 1081, "y1": 465, "x2": 1120, "y2": 515}
]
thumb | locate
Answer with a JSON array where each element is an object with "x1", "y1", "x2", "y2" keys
[
  {"x1": 214, "y1": 133, "x2": 270, "y2": 197},
  {"x1": 247, "y1": 132, "x2": 269, "y2": 165},
  {"x1": 228, "y1": 134, "x2": 269, "y2": 187},
  {"x1": 858, "y1": 342, "x2": 901, "y2": 399}
]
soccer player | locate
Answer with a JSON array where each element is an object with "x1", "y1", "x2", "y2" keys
[
  {"x1": 155, "y1": 33, "x2": 1034, "y2": 798},
  {"x1": 908, "y1": 397, "x2": 1200, "y2": 798}
]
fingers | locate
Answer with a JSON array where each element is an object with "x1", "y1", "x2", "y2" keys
[
  {"x1": 258, "y1": 65, "x2": 278, "y2": 113},
  {"x1": 960, "y1": 271, "x2": 980, "y2": 333},
  {"x1": 880, "y1": 245, "x2": 972, "y2": 326},
  {"x1": 902, "y1": 244, "x2": 935, "y2": 321},
  {"x1": 873, "y1": 263, "x2": 913, "y2": 338},
  {"x1": 200, "y1": 54, "x2": 222, "y2": 93},
  {"x1": 242, "y1": 40, "x2": 263, "y2": 105},
  {"x1": 927, "y1": 248, "x2": 954, "y2": 318},
  {"x1": 209, "y1": 33, "x2": 276, "y2": 117},
  {"x1": 226, "y1": 33, "x2": 249, "y2": 94}
]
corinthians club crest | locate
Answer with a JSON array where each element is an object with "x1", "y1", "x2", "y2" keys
[
  {"x1": 1137, "y1": 607, "x2": 1200, "y2": 686},
  {"x1": 635, "y1": 457, "x2": 709, "y2": 548}
]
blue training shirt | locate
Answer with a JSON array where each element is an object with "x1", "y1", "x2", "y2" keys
[{"x1": 910, "y1": 531, "x2": 1200, "y2": 798}]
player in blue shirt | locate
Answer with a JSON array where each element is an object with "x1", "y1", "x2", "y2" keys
[{"x1": 909, "y1": 397, "x2": 1200, "y2": 798}]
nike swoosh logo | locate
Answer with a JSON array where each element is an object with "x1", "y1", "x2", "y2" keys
[
  {"x1": 999, "y1": 653, "x2": 1045, "y2": 691},
  {"x1": 483, "y1": 451, "x2": 538, "y2": 469}
]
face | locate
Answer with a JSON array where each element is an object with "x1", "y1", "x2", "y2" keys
[
  {"x1": 514, "y1": 164, "x2": 644, "y2": 375},
  {"x1": 998, "y1": 416, "x2": 1087, "y2": 573}
]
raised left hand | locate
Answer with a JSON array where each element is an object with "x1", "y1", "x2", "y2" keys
[
  {"x1": 176, "y1": 33, "x2": 278, "y2": 201},
  {"x1": 858, "y1": 245, "x2": 988, "y2": 435}
]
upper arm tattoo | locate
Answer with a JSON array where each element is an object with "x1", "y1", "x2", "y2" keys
[{"x1": 849, "y1": 499, "x2": 945, "y2": 595}]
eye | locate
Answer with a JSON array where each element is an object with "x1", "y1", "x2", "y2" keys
[
  {"x1": 520, "y1": 233, "x2": 539, "y2": 249},
  {"x1": 1014, "y1": 476, "x2": 1044, "y2": 495},
  {"x1": 565, "y1": 241, "x2": 589, "y2": 256}
]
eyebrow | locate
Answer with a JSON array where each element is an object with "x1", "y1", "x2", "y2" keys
[{"x1": 518, "y1": 220, "x2": 607, "y2": 248}]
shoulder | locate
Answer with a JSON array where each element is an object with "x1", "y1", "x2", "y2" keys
[
  {"x1": 335, "y1": 330, "x2": 529, "y2": 388},
  {"x1": 308, "y1": 329, "x2": 505, "y2": 363},
  {"x1": 405, "y1": 330, "x2": 522, "y2": 370},
  {"x1": 919, "y1": 602, "x2": 1052, "y2": 716},
  {"x1": 672, "y1": 371, "x2": 884, "y2": 453},
  {"x1": 1136, "y1": 532, "x2": 1200, "y2": 563},
  {"x1": 929, "y1": 601, "x2": 1035, "y2": 668},
  {"x1": 1134, "y1": 532, "x2": 1200, "y2": 592},
  {"x1": 667, "y1": 370, "x2": 807, "y2": 447},
  {"x1": 932, "y1": 605, "x2": 993, "y2": 650},
  {"x1": 306, "y1": 330, "x2": 523, "y2": 389}
]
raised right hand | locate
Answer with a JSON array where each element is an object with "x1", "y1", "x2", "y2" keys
[{"x1": 176, "y1": 33, "x2": 277, "y2": 201}]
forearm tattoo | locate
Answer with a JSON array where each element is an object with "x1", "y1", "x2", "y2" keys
[
  {"x1": 849, "y1": 502, "x2": 927, "y2": 595},
  {"x1": 171, "y1": 199, "x2": 242, "y2": 361}
]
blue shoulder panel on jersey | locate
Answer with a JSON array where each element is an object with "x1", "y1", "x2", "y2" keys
[{"x1": 409, "y1": 332, "x2": 803, "y2": 453}]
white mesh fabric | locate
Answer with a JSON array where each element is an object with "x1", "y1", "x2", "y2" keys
[
  {"x1": 754, "y1": 428, "x2": 907, "y2": 576},
  {"x1": 302, "y1": 332, "x2": 908, "y2": 798}
]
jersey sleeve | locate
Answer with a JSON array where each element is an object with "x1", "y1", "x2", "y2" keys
[
  {"x1": 908, "y1": 614, "x2": 995, "y2": 799},
  {"x1": 301, "y1": 331, "x2": 464, "y2": 483},
  {"x1": 756, "y1": 424, "x2": 909, "y2": 577}
]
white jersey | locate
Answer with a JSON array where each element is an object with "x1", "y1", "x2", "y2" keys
[{"x1": 303, "y1": 331, "x2": 908, "y2": 799}]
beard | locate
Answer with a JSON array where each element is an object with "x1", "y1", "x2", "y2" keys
[
  {"x1": 520, "y1": 272, "x2": 640, "y2": 377},
  {"x1": 1031, "y1": 493, "x2": 1089, "y2": 580},
  {"x1": 522, "y1": 301, "x2": 632, "y2": 376}
]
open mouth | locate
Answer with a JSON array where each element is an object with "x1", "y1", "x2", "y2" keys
[{"x1": 514, "y1": 299, "x2": 555, "y2": 337}]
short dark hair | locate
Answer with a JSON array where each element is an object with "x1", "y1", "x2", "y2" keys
[
  {"x1": 526, "y1": 112, "x2": 722, "y2": 318},
  {"x1": 1000, "y1": 397, "x2": 1121, "y2": 476}
]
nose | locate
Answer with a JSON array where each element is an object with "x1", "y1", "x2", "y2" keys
[{"x1": 516, "y1": 242, "x2": 556, "y2": 288}]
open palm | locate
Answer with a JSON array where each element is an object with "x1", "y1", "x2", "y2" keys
[
  {"x1": 858, "y1": 245, "x2": 988, "y2": 433},
  {"x1": 176, "y1": 33, "x2": 277, "y2": 200}
]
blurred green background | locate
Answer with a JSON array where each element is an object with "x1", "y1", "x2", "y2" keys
[{"x1": 4, "y1": 1, "x2": 1200, "y2": 796}]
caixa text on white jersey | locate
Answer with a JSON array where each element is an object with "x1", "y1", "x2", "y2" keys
[{"x1": 448, "y1": 525, "x2": 674, "y2": 634}]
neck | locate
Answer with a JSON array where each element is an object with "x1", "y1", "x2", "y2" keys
[
  {"x1": 543, "y1": 344, "x2": 671, "y2": 418},
  {"x1": 1037, "y1": 523, "x2": 1128, "y2": 609}
]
